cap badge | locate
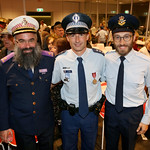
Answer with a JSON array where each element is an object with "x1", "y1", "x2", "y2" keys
[
  {"x1": 72, "y1": 14, "x2": 80, "y2": 23},
  {"x1": 22, "y1": 18, "x2": 28, "y2": 26},
  {"x1": 118, "y1": 16, "x2": 126, "y2": 26}
]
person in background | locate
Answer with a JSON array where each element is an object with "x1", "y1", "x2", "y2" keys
[
  {"x1": 96, "y1": 26, "x2": 108, "y2": 46},
  {"x1": 52, "y1": 12, "x2": 105, "y2": 150},
  {"x1": 41, "y1": 27, "x2": 50, "y2": 49},
  {"x1": 104, "y1": 13, "x2": 150, "y2": 150},
  {"x1": 133, "y1": 31, "x2": 139, "y2": 51},
  {"x1": 39, "y1": 20, "x2": 47, "y2": 33},
  {"x1": 53, "y1": 22, "x2": 64, "y2": 38},
  {"x1": 46, "y1": 36, "x2": 55, "y2": 51},
  {"x1": 50, "y1": 37, "x2": 71, "y2": 150},
  {"x1": 0, "y1": 29, "x2": 15, "y2": 59},
  {"x1": 139, "y1": 38, "x2": 150, "y2": 57},
  {"x1": 50, "y1": 37, "x2": 71, "y2": 55},
  {"x1": 0, "y1": 15, "x2": 55, "y2": 150},
  {"x1": 139, "y1": 37, "x2": 150, "y2": 140},
  {"x1": 0, "y1": 18, "x2": 7, "y2": 51}
]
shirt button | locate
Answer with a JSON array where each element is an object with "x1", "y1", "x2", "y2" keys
[
  {"x1": 33, "y1": 102, "x2": 36, "y2": 105},
  {"x1": 15, "y1": 84, "x2": 18, "y2": 86},
  {"x1": 32, "y1": 92, "x2": 35, "y2": 95},
  {"x1": 31, "y1": 82, "x2": 34, "y2": 85},
  {"x1": 33, "y1": 111, "x2": 36, "y2": 114}
]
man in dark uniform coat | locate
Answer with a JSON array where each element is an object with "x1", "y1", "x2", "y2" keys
[
  {"x1": 0, "y1": 29, "x2": 15, "y2": 59},
  {"x1": 0, "y1": 15, "x2": 55, "y2": 150}
]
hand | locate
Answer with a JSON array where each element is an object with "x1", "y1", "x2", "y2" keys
[
  {"x1": 136, "y1": 122, "x2": 148, "y2": 135},
  {"x1": 0, "y1": 129, "x2": 13, "y2": 143}
]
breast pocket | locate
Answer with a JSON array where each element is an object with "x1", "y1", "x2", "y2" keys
[
  {"x1": 7, "y1": 78, "x2": 25, "y2": 87},
  {"x1": 86, "y1": 70, "x2": 101, "y2": 86},
  {"x1": 126, "y1": 72, "x2": 144, "y2": 90},
  {"x1": 39, "y1": 73, "x2": 51, "y2": 85}
]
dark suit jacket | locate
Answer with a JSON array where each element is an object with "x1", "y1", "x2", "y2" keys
[{"x1": 0, "y1": 51, "x2": 55, "y2": 135}]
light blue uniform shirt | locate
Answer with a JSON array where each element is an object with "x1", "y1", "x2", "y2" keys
[
  {"x1": 104, "y1": 49, "x2": 150, "y2": 125},
  {"x1": 52, "y1": 48, "x2": 105, "y2": 107}
]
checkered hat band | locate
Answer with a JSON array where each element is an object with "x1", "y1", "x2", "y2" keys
[{"x1": 66, "y1": 21, "x2": 88, "y2": 30}]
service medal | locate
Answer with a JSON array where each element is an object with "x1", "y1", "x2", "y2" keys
[{"x1": 92, "y1": 72, "x2": 97, "y2": 84}]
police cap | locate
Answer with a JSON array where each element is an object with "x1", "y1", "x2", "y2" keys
[
  {"x1": 108, "y1": 13, "x2": 139, "y2": 34},
  {"x1": 62, "y1": 12, "x2": 92, "y2": 34},
  {"x1": 7, "y1": 15, "x2": 39, "y2": 36}
]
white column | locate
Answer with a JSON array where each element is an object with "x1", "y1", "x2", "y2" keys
[
  {"x1": 23, "y1": 0, "x2": 26, "y2": 15},
  {"x1": 105, "y1": 0, "x2": 108, "y2": 24},
  {"x1": 130, "y1": 0, "x2": 133, "y2": 15},
  {"x1": 96, "y1": 2, "x2": 99, "y2": 28},
  {"x1": 145, "y1": 1, "x2": 150, "y2": 39},
  {"x1": 117, "y1": 0, "x2": 119, "y2": 14}
]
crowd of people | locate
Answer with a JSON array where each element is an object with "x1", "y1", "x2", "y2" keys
[{"x1": 0, "y1": 12, "x2": 150, "y2": 150}]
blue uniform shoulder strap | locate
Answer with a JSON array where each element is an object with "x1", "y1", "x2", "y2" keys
[
  {"x1": 1, "y1": 52, "x2": 14, "y2": 64},
  {"x1": 92, "y1": 48, "x2": 104, "y2": 56}
]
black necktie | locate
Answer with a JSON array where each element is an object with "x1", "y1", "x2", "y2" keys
[
  {"x1": 77, "y1": 57, "x2": 89, "y2": 118},
  {"x1": 115, "y1": 56, "x2": 125, "y2": 112}
]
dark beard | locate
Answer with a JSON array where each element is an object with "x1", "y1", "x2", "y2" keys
[{"x1": 14, "y1": 44, "x2": 42, "y2": 70}]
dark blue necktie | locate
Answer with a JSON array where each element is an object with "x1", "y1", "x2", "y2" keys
[
  {"x1": 115, "y1": 56, "x2": 125, "y2": 112},
  {"x1": 77, "y1": 57, "x2": 89, "y2": 118},
  {"x1": 28, "y1": 69, "x2": 33, "y2": 78}
]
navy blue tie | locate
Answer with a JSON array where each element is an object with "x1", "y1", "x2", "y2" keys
[
  {"x1": 115, "y1": 56, "x2": 125, "y2": 112},
  {"x1": 28, "y1": 69, "x2": 33, "y2": 78},
  {"x1": 77, "y1": 57, "x2": 89, "y2": 118}
]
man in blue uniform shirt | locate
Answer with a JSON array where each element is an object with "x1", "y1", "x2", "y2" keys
[
  {"x1": 0, "y1": 15, "x2": 55, "y2": 150},
  {"x1": 52, "y1": 12, "x2": 105, "y2": 150},
  {"x1": 104, "y1": 13, "x2": 150, "y2": 150}
]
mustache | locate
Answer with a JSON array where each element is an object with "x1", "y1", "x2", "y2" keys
[
  {"x1": 22, "y1": 47, "x2": 34, "y2": 51},
  {"x1": 118, "y1": 44, "x2": 128, "y2": 47}
]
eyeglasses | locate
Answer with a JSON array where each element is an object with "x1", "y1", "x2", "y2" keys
[
  {"x1": 16, "y1": 38, "x2": 36, "y2": 45},
  {"x1": 113, "y1": 35, "x2": 132, "y2": 42}
]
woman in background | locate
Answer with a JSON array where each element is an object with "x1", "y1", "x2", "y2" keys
[{"x1": 50, "y1": 37, "x2": 70, "y2": 150}]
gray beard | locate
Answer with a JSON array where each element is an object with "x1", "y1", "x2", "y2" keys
[{"x1": 14, "y1": 44, "x2": 42, "y2": 70}]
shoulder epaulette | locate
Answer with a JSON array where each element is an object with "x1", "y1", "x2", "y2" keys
[
  {"x1": 105, "y1": 50, "x2": 116, "y2": 55},
  {"x1": 41, "y1": 50, "x2": 54, "y2": 57},
  {"x1": 136, "y1": 51, "x2": 150, "y2": 62},
  {"x1": 92, "y1": 48, "x2": 104, "y2": 56},
  {"x1": 1, "y1": 52, "x2": 14, "y2": 64},
  {"x1": 56, "y1": 50, "x2": 67, "y2": 57}
]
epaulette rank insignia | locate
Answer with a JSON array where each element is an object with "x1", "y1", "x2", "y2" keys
[
  {"x1": 1, "y1": 52, "x2": 14, "y2": 64},
  {"x1": 92, "y1": 48, "x2": 104, "y2": 56},
  {"x1": 41, "y1": 50, "x2": 54, "y2": 57}
]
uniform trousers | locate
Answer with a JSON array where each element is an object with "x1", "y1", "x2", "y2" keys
[
  {"x1": 61, "y1": 110, "x2": 98, "y2": 150},
  {"x1": 15, "y1": 126, "x2": 54, "y2": 150},
  {"x1": 104, "y1": 100, "x2": 143, "y2": 150}
]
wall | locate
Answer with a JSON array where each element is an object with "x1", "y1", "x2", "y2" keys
[{"x1": 0, "y1": 0, "x2": 117, "y2": 26}]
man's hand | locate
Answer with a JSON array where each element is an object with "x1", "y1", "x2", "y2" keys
[
  {"x1": 136, "y1": 122, "x2": 148, "y2": 135},
  {"x1": 0, "y1": 129, "x2": 13, "y2": 143}
]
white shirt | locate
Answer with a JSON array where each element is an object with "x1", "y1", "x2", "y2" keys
[
  {"x1": 139, "y1": 46, "x2": 150, "y2": 57},
  {"x1": 96, "y1": 29, "x2": 108, "y2": 43},
  {"x1": 104, "y1": 49, "x2": 150, "y2": 124},
  {"x1": 52, "y1": 48, "x2": 105, "y2": 107}
]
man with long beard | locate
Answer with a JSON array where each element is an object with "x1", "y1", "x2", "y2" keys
[
  {"x1": 104, "y1": 13, "x2": 150, "y2": 150},
  {"x1": 0, "y1": 16, "x2": 55, "y2": 150}
]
